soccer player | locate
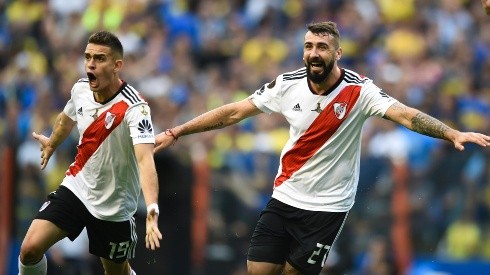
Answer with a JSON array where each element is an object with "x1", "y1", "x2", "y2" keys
[
  {"x1": 19, "y1": 31, "x2": 162, "y2": 275},
  {"x1": 154, "y1": 22, "x2": 490, "y2": 275},
  {"x1": 483, "y1": 0, "x2": 490, "y2": 15}
]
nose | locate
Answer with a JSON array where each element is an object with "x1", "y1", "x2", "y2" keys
[
  {"x1": 86, "y1": 59, "x2": 95, "y2": 69},
  {"x1": 309, "y1": 47, "x2": 320, "y2": 58}
]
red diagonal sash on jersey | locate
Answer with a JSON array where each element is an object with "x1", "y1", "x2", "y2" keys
[
  {"x1": 67, "y1": 101, "x2": 129, "y2": 176},
  {"x1": 274, "y1": 85, "x2": 361, "y2": 187}
]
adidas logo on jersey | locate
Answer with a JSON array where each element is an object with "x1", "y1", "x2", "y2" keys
[
  {"x1": 292, "y1": 103, "x2": 302, "y2": 112},
  {"x1": 77, "y1": 107, "x2": 83, "y2": 116}
]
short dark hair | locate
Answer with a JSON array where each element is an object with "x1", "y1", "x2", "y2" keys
[
  {"x1": 306, "y1": 21, "x2": 341, "y2": 49},
  {"x1": 88, "y1": 31, "x2": 124, "y2": 58}
]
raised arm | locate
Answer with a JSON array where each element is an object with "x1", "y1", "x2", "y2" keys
[
  {"x1": 134, "y1": 143, "x2": 162, "y2": 250},
  {"x1": 383, "y1": 101, "x2": 490, "y2": 151},
  {"x1": 154, "y1": 98, "x2": 262, "y2": 152},
  {"x1": 32, "y1": 112, "x2": 76, "y2": 169}
]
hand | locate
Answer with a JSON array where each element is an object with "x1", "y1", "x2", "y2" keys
[
  {"x1": 452, "y1": 131, "x2": 490, "y2": 151},
  {"x1": 153, "y1": 131, "x2": 177, "y2": 153},
  {"x1": 483, "y1": 0, "x2": 490, "y2": 15},
  {"x1": 145, "y1": 207, "x2": 162, "y2": 250},
  {"x1": 32, "y1": 132, "x2": 54, "y2": 170}
]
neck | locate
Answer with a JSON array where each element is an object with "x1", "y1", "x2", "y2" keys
[{"x1": 94, "y1": 79, "x2": 122, "y2": 103}]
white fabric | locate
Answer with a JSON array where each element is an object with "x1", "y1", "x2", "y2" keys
[
  {"x1": 61, "y1": 79, "x2": 155, "y2": 221},
  {"x1": 249, "y1": 68, "x2": 397, "y2": 212},
  {"x1": 18, "y1": 254, "x2": 47, "y2": 275}
]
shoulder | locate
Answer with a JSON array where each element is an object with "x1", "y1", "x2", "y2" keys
[
  {"x1": 119, "y1": 83, "x2": 149, "y2": 109},
  {"x1": 74, "y1": 78, "x2": 89, "y2": 87},
  {"x1": 76, "y1": 78, "x2": 89, "y2": 84},
  {"x1": 270, "y1": 67, "x2": 307, "y2": 92},
  {"x1": 70, "y1": 78, "x2": 90, "y2": 94},
  {"x1": 281, "y1": 67, "x2": 307, "y2": 83},
  {"x1": 343, "y1": 68, "x2": 372, "y2": 85}
]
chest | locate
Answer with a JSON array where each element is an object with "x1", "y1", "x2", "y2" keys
[
  {"x1": 280, "y1": 84, "x2": 363, "y2": 133},
  {"x1": 73, "y1": 93, "x2": 123, "y2": 134}
]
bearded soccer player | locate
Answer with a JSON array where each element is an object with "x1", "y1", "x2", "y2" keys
[
  {"x1": 19, "y1": 31, "x2": 162, "y2": 275},
  {"x1": 154, "y1": 22, "x2": 490, "y2": 275}
]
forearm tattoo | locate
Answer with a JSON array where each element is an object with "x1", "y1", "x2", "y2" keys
[
  {"x1": 411, "y1": 112, "x2": 450, "y2": 139},
  {"x1": 203, "y1": 121, "x2": 224, "y2": 131}
]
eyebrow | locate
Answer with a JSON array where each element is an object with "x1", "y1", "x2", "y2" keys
[
  {"x1": 304, "y1": 41, "x2": 330, "y2": 47},
  {"x1": 84, "y1": 53, "x2": 107, "y2": 58}
]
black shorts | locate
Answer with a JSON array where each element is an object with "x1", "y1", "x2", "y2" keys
[
  {"x1": 35, "y1": 186, "x2": 137, "y2": 263},
  {"x1": 247, "y1": 198, "x2": 348, "y2": 275}
]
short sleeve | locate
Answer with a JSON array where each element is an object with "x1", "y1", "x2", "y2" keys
[
  {"x1": 126, "y1": 103, "x2": 155, "y2": 145},
  {"x1": 248, "y1": 76, "x2": 283, "y2": 114},
  {"x1": 360, "y1": 81, "x2": 398, "y2": 118},
  {"x1": 63, "y1": 85, "x2": 77, "y2": 121}
]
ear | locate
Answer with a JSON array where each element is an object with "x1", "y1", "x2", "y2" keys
[
  {"x1": 114, "y1": 59, "x2": 123, "y2": 73},
  {"x1": 336, "y1": 47, "x2": 343, "y2": 61}
]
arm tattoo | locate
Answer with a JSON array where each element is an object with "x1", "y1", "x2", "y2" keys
[
  {"x1": 411, "y1": 112, "x2": 450, "y2": 139},
  {"x1": 203, "y1": 122, "x2": 224, "y2": 131},
  {"x1": 389, "y1": 102, "x2": 406, "y2": 113},
  {"x1": 383, "y1": 102, "x2": 406, "y2": 120}
]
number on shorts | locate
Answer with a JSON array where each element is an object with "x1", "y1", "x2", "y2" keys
[
  {"x1": 307, "y1": 242, "x2": 331, "y2": 266},
  {"x1": 109, "y1": 241, "x2": 130, "y2": 259}
]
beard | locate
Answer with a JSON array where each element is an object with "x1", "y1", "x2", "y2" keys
[{"x1": 305, "y1": 58, "x2": 335, "y2": 84}]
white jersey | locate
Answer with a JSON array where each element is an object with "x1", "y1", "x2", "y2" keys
[
  {"x1": 249, "y1": 68, "x2": 397, "y2": 212},
  {"x1": 61, "y1": 79, "x2": 155, "y2": 222}
]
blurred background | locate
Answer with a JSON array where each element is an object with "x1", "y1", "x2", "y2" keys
[{"x1": 1, "y1": 0, "x2": 490, "y2": 274}]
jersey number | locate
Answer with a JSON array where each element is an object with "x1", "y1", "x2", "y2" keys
[
  {"x1": 307, "y1": 242, "x2": 331, "y2": 266},
  {"x1": 109, "y1": 241, "x2": 130, "y2": 259}
]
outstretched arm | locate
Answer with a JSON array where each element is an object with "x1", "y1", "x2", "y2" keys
[
  {"x1": 135, "y1": 143, "x2": 162, "y2": 250},
  {"x1": 154, "y1": 98, "x2": 262, "y2": 152},
  {"x1": 383, "y1": 102, "x2": 490, "y2": 151},
  {"x1": 32, "y1": 112, "x2": 76, "y2": 169},
  {"x1": 483, "y1": 0, "x2": 490, "y2": 15}
]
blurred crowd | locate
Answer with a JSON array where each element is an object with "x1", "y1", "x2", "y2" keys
[{"x1": 1, "y1": 0, "x2": 490, "y2": 274}]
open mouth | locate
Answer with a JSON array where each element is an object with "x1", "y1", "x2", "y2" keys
[
  {"x1": 308, "y1": 59, "x2": 324, "y2": 69},
  {"x1": 87, "y1": 72, "x2": 96, "y2": 81}
]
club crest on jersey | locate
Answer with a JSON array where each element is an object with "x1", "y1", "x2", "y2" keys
[
  {"x1": 105, "y1": 112, "x2": 116, "y2": 129},
  {"x1": 333, "y1": 102, "x2": 347, "y2": 119}
]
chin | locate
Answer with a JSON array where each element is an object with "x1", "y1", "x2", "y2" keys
[{"x1": 307, "y1": 71, "x2": 328, "y2": 84}]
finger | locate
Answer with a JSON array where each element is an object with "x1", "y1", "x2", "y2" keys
[
  {"x1": 151, "y1": 231, "x2": 161, "y2": 248},
  {"x1": 149, "y1": 235, "x2": 156, "y2": 250},
  {"x1": 470, "y1": 134, "x2": 489, "y2": 147},
  {"x1": 154, "y1": 227, "x2": 163, "y2": 240},
  {"x1": 481, "y1": 135, "x2": 490, "y2": 146},
  {"x1": 454, "y1": 143, "x2": 464, "y2": 151},
  {"x1": 153, "y1": 144, "x2": 163, "y2": 153},
  {"x1": 148, "y1": 227, "x2": 162, "y2": 250}
]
